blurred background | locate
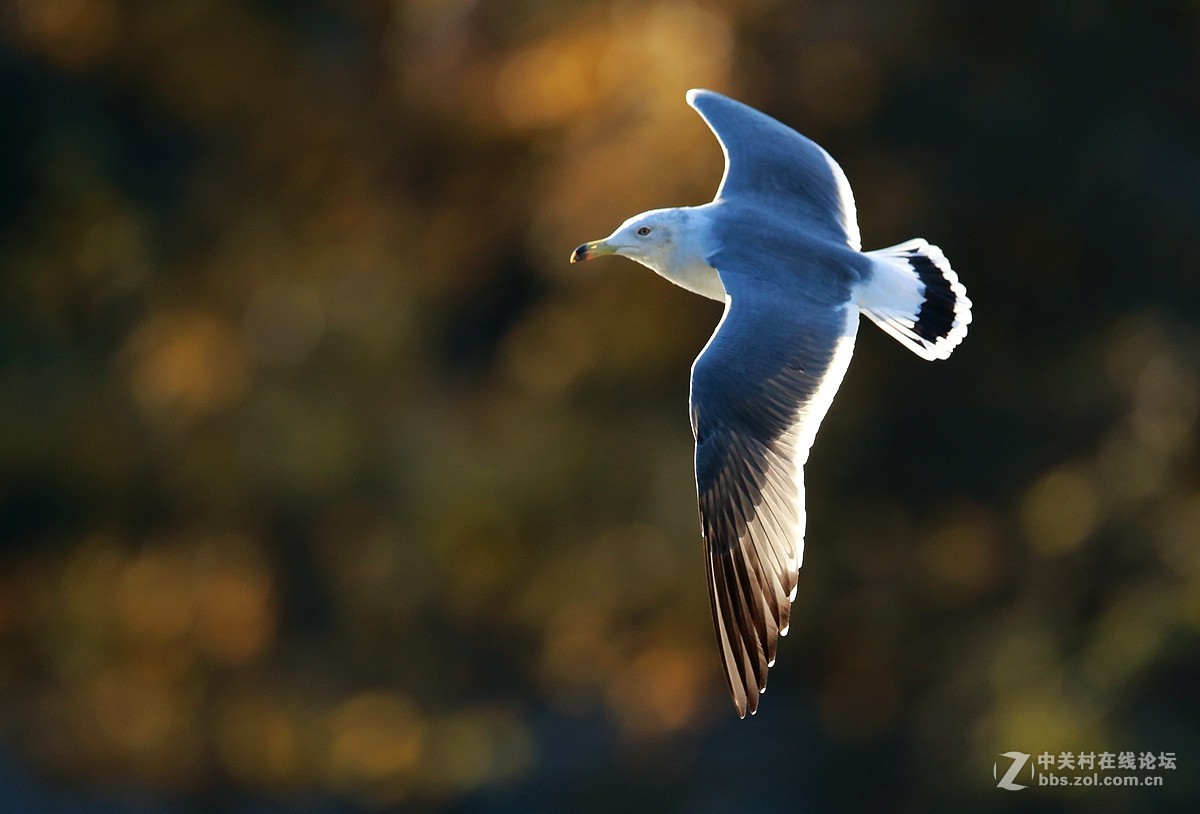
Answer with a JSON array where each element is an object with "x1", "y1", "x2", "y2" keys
[{"x1": 1, "y1": 0, "x2": 1199, "y2": 811}]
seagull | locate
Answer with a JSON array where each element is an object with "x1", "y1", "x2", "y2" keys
[{"x1": 570, "y1": 89, "x2": 971, "y2": 717}]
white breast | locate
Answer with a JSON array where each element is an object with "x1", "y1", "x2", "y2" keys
[{"x1": 648, "y1": 205, "x2": 726, "y2": 302}]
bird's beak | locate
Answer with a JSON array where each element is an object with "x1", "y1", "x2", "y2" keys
[{"x1": 570, "y1": 239, "x2": 616, "y2": 263}]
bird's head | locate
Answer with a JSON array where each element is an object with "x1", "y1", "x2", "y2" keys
[{"x1": 570, "y1": 209, "x2": 683, "y2": 270}]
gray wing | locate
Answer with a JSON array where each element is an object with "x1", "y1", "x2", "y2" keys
[
  {"x1": 686, "y1": 88, "x2": 861, "y2": 251},
  {"x1": 690, "y1": 282, "x2": 858, "y2": 717}
]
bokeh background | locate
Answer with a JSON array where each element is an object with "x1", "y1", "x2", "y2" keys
[{"x1": 2, "y1": 0, "x2": 1199, "y2": 812}]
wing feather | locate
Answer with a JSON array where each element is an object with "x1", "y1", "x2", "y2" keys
[
  {"x1": 691, "y1": 290, "x2": 858, "y2": 716},
  {"x1": 687, "y1": 89, "x2": 861, "y2": 251}
]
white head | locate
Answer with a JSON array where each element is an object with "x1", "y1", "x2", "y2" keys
[
  {"x1": 570, "y1": 208, "x2": 688, "y2": 272},
  {"x1": 570, "y1": 206, "x2": 724, "y2": 300}
]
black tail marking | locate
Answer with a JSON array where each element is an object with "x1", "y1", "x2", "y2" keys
[{"x1": 910, "y1": 253, "x2": 956, "y2": 342}]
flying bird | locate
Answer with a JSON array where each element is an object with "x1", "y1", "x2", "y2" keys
[{"x1": 570, "y1": 89, "x2": 971, "y2": 717}]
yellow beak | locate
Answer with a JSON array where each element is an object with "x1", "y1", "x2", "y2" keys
[{"x1": 570, "y1": 240, "x2": 616, "y2": 263}]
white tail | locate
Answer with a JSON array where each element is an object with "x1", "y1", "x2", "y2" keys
[{"x1": 857, "y1": 239, "x2": 971, "y2": 360}]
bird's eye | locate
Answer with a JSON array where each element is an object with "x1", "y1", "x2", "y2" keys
[{"x1": 636, "y1": 226, "x2": 652, "y2": 236}]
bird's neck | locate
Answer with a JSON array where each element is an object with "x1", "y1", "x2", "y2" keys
[{"x1": 648, "y1": 206, "x2": 726, "y2": 302}]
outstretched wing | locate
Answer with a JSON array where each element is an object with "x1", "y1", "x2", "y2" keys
[
  {"x1": 687, "y1": 88, "x2": 861, "y2": 251},
  {"x1": 690, "y1": 281, "x2": 858, "y2": 717}
]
